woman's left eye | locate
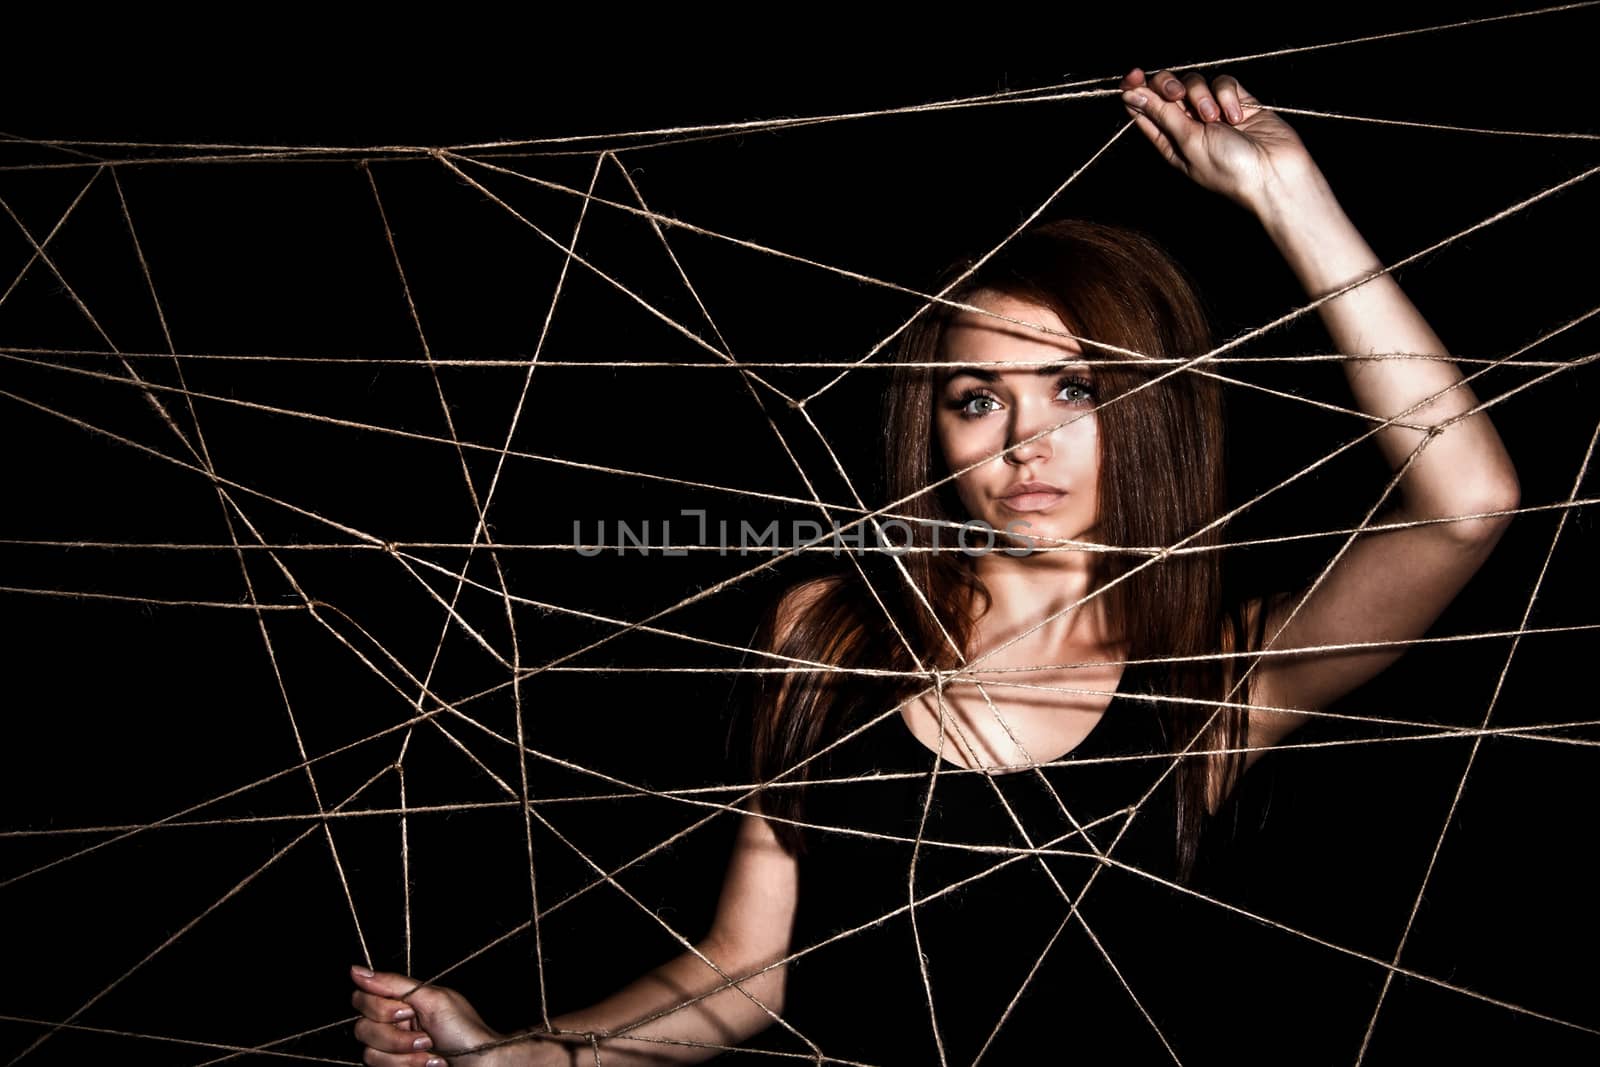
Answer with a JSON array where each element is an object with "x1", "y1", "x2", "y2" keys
[{"x1": 1057, "y1": 376, "x2": 1096, "y2": 404}]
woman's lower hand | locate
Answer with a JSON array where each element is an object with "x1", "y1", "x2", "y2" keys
[
  {"x1": 1118, "y1": 66, "x2": 1317, "y2": 215},
  {"x1": 350, "y1": 964, "x2": 536, "y2": 1066}
]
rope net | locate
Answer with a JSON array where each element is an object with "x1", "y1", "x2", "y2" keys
[{"x1": 3, "y1": 8, "x2": 1598, "y2": 1065}]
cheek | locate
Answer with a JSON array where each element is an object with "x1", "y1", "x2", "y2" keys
[
  {"x1": 936, "y1": 420, "x2": 989, "y2": 507},
  {"x1": 937, "y1": 417, "x2": 1002, "y2": 472},
  {"x1": 1079, "y1": 427, "x2": 1102, "y2": 510},
  {"x1": 1064, "y1": 417, "x2": 1099, "y2": 472}
]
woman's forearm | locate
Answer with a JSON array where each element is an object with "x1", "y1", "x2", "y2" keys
[
  {"x1": 508, "y1": 940, "x2": 786, "y2": 1065},
  {"x1": 1253, "y1": 162, "x2": 1520, "y2": 529}
]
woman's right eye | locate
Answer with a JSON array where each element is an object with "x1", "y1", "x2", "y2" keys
[{"x1": 953, "y1": 390, "x2": 1000, "y2": 418}]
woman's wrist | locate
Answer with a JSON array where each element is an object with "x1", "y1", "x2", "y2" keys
[
  {"x1": 494, "y1": 1026, "x2": 583, "y2": 1066},
  {"x1": 1250, "y1": 156, "x2": 1342, "y2": 241},
  {"x1": 1248, "y1": 159, "x2": 1394, "y2": 304}
]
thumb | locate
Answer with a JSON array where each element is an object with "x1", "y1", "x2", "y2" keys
[
  {"x1": 1124, "y1": 89, "x2": 1199, "y2": 154},
  {"x1": 351, "y1": 965, "x2": 426, "y2": 1000}
]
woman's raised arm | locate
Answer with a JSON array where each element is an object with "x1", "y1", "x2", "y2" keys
[{"x1": 1118, "y1": 68, "x2": 1520, "y2": 759}]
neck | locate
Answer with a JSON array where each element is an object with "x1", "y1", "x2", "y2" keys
[{"x1": 967, "y1": 534, "x2": 1118, "y2": 656}]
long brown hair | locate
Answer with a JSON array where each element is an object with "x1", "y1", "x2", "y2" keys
[{"x1": 738, "y1": 218, "x2": 1264, "y2": 884}]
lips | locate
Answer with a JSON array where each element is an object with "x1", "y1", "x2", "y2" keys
[
  {"x1": 1000, "y1": 480, "x2": 1065, "y2": 498},
  {"x1": 998, "y1": 480, "x2": 1066, "y2": 512}
]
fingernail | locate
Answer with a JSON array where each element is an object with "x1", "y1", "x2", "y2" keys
[
  {"x1": 1226, "y1": 102, "x2": 1242, "y2": 122},
  {"x1": 1200, "y1": 100, "x2": 1218, "y2": 121},
  {"x1": 352, "y1": 965, "x2": 374, "y2": 978},
  {"x1": 412, "y1": 1035, "x2": 433, "y2": 1051},
  {"x1": 394, "y1": 1007, "x2": 415, "y2": 1021},
  {"x1": 1122, "y1": 90, "x2": 1147, "y2": 112},
  {"x1": 426, "y1": 1059, "x2": 445, "y2": 1067}
]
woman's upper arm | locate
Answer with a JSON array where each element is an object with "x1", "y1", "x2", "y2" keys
[
  {"x1": 1241, "y1": 507, "x2": 1512, "y2": 769},
  {"x1": 703, "y1": 578, "x2": 833, "y2": 979},
  {"x1": 704, "y1": 794, "x2": 799, "y2": 981}
]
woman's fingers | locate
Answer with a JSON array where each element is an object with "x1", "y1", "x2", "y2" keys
[
  {"x1": 350, "y1": 966, "x2": 427, "y2": 1033},
  {"x1": 1179, "y1": 71, "x2": 1222, "y2": 122},
  {"x1": 1119, "y1": 63, "x2": 1301, "y2": 207},
  {"x1": 358, "y1": 1049, "x2": 444, "y2": 1067},
  {"x1": 1148, "y1": 67, "x2": 1194, "y2": 119},
  {"x1": 1212, "y1": 75, "x2": 1242, "y2": 123},
  {"x1": 1142, "y1": 67, "x2": 1243, "y2": 124},
  {"x1": 351, "y1": 983, "x2": 417, "y2": 1024},
  {"x1": 351, "y1": 966, "x2": 425, "y2": 996},
  {"x1": 1211, "y1": 74, "x2": 1257, "y2": 123},
  {"x1": 1120, "y1": 64, "x2": 1258, "y2": 165},
  {"x1": 1121, "y1": 81, "x2": 1198, "y2": 170},
  {"x1": 1119, "y1": 68, "x2": 1149, "y2": 121},
  {"x1": 347, "y1": 967, "x2": 458, "y2": 1067},
  {"x1": 351, "y1": 1013, "x2": 444, "y2": 1067},
  {"x1": 354, "y1": 1017, "x2": 436, "y2": 1055},
  {"x1": 1149, "y1": 68, "x2": 1185, "y2": 100},
  {"x1": 351, "y1": 966, "x2": 429, "y2": 1006}
]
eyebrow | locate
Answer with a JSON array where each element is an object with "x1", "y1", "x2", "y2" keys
[{"x1": 940, "y1": 360, "x2": 1093, "y2": 386}]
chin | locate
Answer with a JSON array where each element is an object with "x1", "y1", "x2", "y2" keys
[{"x1": 1013, "y1": 517, "x2": 1094, "y2": 549}]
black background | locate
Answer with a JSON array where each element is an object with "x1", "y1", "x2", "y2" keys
[{"x1": 3, "y1": 5, "x2": 1598, "y2": 1065}]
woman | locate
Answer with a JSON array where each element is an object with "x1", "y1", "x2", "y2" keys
[{"x1": 348, "y1": 67, "x2": 1519, "y2": 1066}]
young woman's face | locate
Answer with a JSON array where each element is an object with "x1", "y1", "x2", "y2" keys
[{"x1": 935, "y1": 290, "x2": 1101, "y2": 551}]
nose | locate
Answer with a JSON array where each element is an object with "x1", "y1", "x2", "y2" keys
[{"x1": 1005, "y1": 407, "x2": 1055, "y2": 466}]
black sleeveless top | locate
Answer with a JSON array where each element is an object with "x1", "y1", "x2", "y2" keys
[{"x1": 742, "y1": 657, "x2": 1207, "y2": 1064}]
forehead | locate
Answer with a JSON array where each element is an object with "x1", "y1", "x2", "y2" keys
[{"x1": 940, "y1": 292, "x2": 1084, "y2": 367}]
